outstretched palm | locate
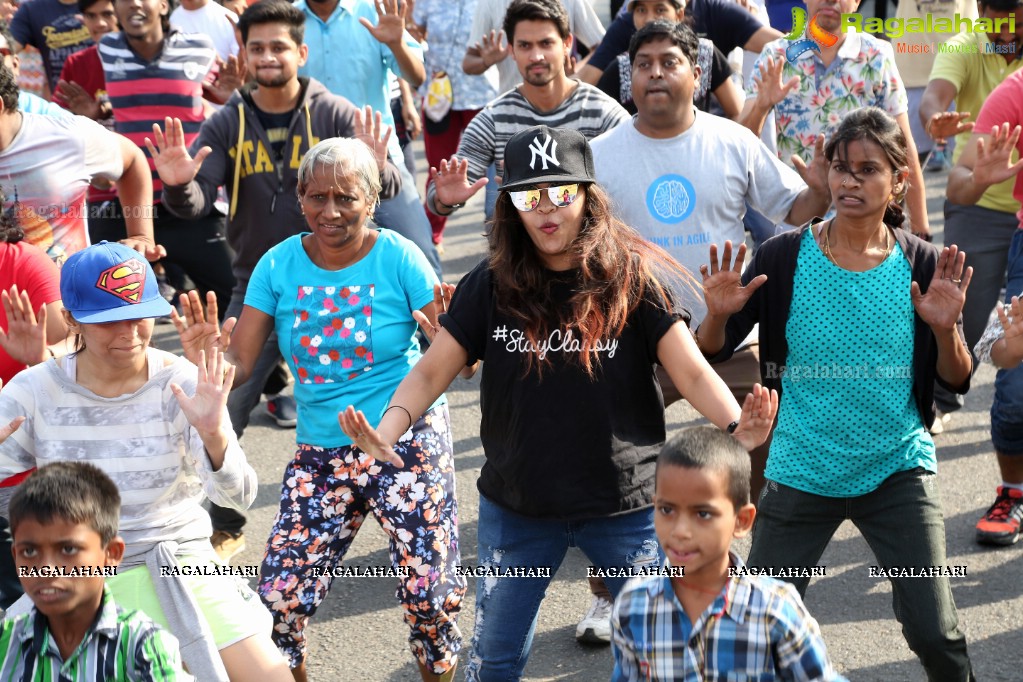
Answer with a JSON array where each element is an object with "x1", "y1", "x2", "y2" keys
[
  {"x1": 927, "y1": 112, "x2": 973, "y2": 143},
  {"x1": 171, "y1": 347, "x2": 235, "y2": 435},
  {"x1": 359, "y1": 0, "x2": 406, "y2": 47},
  {"x1": 0, "y1": 286, "x2": 47, "y2": 367},
  {"x1": 700, "y1": 242, "x2": 766, "y2": 317},
  {"x1": 754, "y1": 56, "x2": 800, "y2": 108},
  {"x1": 972, "y1": 123, "x2": 1023, "y2": 188},
  {"x1": 144, "y1": 116, "x2": 212, "y2": 187},
  {"x1": 170, "y1": 290, "x2": 235, "y2": 367},
  {"x1": 911, "y1": 246, "x2": 973, "y2": 332},
  {"x1": 479, "y1": 29, "x2": 508, "y2": 67},
  {"x1": 431, "y1": 156, "x2": 488, "y2": 207},
  {"x1": 997, "y1": 296, "x2": 1023, "y2": 348},
  {"x1": 354, "y1": 105, "x2": 392, "y2": 173},
  {"x1": 338, "y1": 406, "x2": 405, "y2": 467}
]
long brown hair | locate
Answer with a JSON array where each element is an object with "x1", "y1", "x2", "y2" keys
[{"x1": 487, "y1": 182, "x2": 697, "y2": 377}]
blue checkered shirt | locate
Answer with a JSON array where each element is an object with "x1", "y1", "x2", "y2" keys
[{"x1": 611, "y1": 553, "x2": 845, "y2": 681}]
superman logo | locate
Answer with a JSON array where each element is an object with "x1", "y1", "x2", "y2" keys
[{"x1": 96, "y1": 258, "x2": 146, "y2": 304}]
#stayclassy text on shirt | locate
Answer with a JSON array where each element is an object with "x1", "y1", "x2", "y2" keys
[{"x1": 493, "y1": 325, "x2": 619, "y2": 360}]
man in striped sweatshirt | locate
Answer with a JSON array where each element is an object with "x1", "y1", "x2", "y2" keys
[{"x1": 427, "y1": 0, "x2": 629, "y2": 220}]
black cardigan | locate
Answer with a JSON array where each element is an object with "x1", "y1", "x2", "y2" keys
[{"x1": 701, "y1": 224, "x2": 972, "y2": 429}]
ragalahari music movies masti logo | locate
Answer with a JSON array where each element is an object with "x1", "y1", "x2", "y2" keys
[{"x1": 784, "y1": 7, "x2": 840, "y2": 62}]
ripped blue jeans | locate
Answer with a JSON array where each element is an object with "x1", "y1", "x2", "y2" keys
[{"x1": 467, "y1": 494, "x2": 662, "y2": 681}]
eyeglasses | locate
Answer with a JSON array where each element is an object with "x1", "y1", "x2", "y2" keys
[{"x1": 508, "y1": 184, "x2": 580, "y2": 212}]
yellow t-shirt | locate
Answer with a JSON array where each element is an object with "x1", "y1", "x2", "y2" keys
[{"x1": 930, "y1": 30, "x2": 1023, "y2": 214}]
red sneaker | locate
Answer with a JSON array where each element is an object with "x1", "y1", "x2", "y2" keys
[{"x1": 976, "y1": 486, "x2": 1023, "y2": 546}]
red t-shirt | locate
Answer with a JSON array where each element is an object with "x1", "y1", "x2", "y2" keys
[
  {"x1": 54, "y1": 45, "x2": 117, "y2": 204},
  {"x1": 973, "y1": 69, "x2": 1023, "y2": 227},
  {"x1": 54, "y1": 45, "x2": 106, "y2": 111},
  {"x1": 0, "y1": 241, "x2": 61, "y2": 385}
]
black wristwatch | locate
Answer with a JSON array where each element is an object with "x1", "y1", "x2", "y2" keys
[
  {"x1": 726, "y1": 420, "x2": 740, "y2": 434},
  {"x1": 437, "y1": 198, "x2": 465, "y2": 212}
]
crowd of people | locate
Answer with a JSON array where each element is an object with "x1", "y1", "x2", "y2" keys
[{"x1": 0, "y1": 0, "x2": 1016, "y2": 677}]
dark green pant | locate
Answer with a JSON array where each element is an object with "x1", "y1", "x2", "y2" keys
[{"x1": 749, "y1": 468, "x2": 973, "y2": 682}]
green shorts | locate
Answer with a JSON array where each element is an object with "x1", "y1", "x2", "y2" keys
[{"x1": 107, "y1": 554, "x2": 272, "y2": 649}]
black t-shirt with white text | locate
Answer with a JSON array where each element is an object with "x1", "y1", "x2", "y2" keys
[{"x1": 440, "y1": 260, "x2": 689, "y2": 520}]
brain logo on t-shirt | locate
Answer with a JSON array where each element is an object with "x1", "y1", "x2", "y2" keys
[{"x1": 646, "y1": 174, "x2": 696, "y2": 224}]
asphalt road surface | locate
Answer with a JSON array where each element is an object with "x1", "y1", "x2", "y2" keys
[{"x1": 152, "y1": 157, "x2": 1023, "y2": 681}]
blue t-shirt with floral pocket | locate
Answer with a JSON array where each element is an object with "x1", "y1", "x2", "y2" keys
[{"x1": 246, "y1": 230, "x2": 443, "y2": 447}]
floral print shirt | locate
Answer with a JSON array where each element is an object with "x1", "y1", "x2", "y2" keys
[{"x1": 748, "y1": 32, "x2": 908, "y2": 168}]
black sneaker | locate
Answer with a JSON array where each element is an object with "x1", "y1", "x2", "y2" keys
[{"x1": 265, "y1": 395, "x2": 297, "y2": 428}]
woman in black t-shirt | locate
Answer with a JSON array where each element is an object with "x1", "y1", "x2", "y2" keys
[{"x1": 339, "y1": 125, "x2": 777, "y2": 681}]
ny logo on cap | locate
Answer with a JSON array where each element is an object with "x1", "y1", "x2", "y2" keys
[
  {"x1": 529, "y1": 134, "x2": 560, "y2": 170},
  {"x1": 96, "y1": 258, "x2": 146, "y2": 304}
]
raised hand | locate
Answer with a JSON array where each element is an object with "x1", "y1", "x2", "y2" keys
[
  {"x1": 144, "y1": 117, "x2": 213, "y2": 187},
  {"x1": 0, "y1": 285, "x2": 47, "y2": 367},
  {"x1": 431, "y1": 156, "x2": 488, "y2": 208},
  {"x1": 338, "y1": 405, "x2": 405, "y2": 467},
  {"x1": 478, "y1": 29, "x2": 508, "y2": 68},
  {"x1": 55, "y1": 80, "x2": 101, "y2": 120},
  {"x1": 753, "y1": 55, "x2": 800, "y2": 109},
  {"x1": 412, "y1": 282, "x2": 456, "y2": 344},
  {"x1": 0, "y1": 416, "x2": 25, "y2": 445},
  {"x1": 791, "y1": 133, "x2": 829, "y2": 198},
  {"x1": 359, "y1": 0, "x2": 407, "y2": 47},
  {"x1": 402, "y1": 98, "x2": 422, "y2": 140},
  {"x1": 120, "y1": 235, "x2": 167, "y2": 263},
  {"x1": 354, "y1": 105, "x2": 393, "y2": 172},
  {"x1": 972, "y1": 123, "x2": 1023, "y2": 188},
  {"x1": 170, "y1": 290, "x2": 236, "y2": 367},
  {"x1": 699, "y1": 241, "x2": 767, "y2": 318},
  {"x1": 226, "y1": 14, "x2": 244, "y2": 67},
  {"x1": 994, "y1": 295, "x2": 1023, "y2": 358},
  {"x1": 203, "y1": 54, "x2": 245, "y2": 105},
  {"x1": 730, "y1": 384, "x2": 778, "y2": 451},
  {"x1": 565, "y1": 52, "x2": 578, "y2": 77},
  {"x1": 170, "y1": 347, "x2": 236, "y2": 436},
  {"x1": 926, "y1": 111, "x2": 973, "y2": 143},
  {"x1": 911, "y1": 245, "x2": 974, "y2": 333}
]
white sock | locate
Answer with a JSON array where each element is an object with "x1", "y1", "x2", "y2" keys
[{"x1": 1000, "y1": 481, "x2": 1023, "y2": 492}]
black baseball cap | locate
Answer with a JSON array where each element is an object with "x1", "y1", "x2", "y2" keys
[{"x1": 501, "y1": 125, "x2": 597, "y2": 192}]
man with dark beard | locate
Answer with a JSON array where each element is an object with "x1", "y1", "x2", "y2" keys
[
  {"x1": 146, "y1": 0, "x2": 401, "y2": 564},
  {"x1": 427, "y1": 0, "x2": 628, "y2": 219}
]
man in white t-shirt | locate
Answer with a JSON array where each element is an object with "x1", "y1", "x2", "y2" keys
[
  {"x1": 170, "y1": 0, "x2": 239, "y2": 61},
  {"x1": 0, "y1": 64, "x2": 157, "y2": 263},
  {"x1": 590, "y1": 21, "x2": 829, "y2": 500}
]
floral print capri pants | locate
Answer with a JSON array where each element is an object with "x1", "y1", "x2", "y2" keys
[{"x1": 257, "y1": 405, "x2": 464, "y2": 674}]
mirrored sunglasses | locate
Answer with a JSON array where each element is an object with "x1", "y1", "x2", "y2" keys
[{"x1": 508, "y1": 184, "x2": 580, "y2": 212}]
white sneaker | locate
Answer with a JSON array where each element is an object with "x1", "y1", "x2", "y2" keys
[
  {"x1": 929, "y1": 411, "x2": 952, "y2": 435},
  {"x1": 575, "y1": 595, "x2": 613, "y2": 645}
]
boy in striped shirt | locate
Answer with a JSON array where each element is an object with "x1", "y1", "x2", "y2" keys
[{"x1": 0, "y1": 462, "x2": 189, "y2": 681}]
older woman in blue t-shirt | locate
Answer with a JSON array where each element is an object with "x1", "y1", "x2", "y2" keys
[
  {"x1": 174, "y1": 138, "x2": 465, "y2": 682},
  {"x1": 697, "y1": 108, "x2": 975, "y2": 679}
]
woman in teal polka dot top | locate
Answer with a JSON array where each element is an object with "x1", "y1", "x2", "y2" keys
[{"x1": 694, "y1": 107, "x2": 976, "y2": 679}]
